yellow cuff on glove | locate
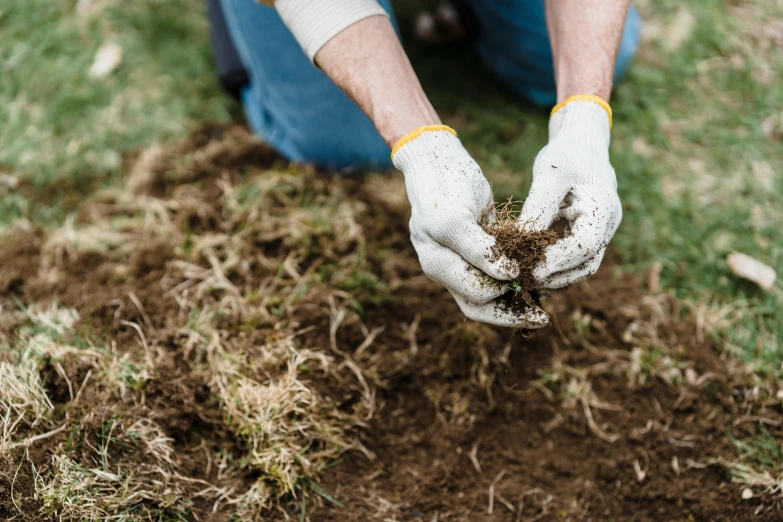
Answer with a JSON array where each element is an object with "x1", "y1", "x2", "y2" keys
[
  {"x1": 551, "y1": 94, "x2": 612, "y2": 129},
  {"x1": 390, "y1": 124, "x2": 457, "y2": 159}
]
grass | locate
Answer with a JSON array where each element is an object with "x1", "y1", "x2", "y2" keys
[
  {"x1": 0, "y1": 0, "x2": 232, "y2": 224},
  {"x1": 610, "y1": 0, "x2": 783, "y2": 375},
  {"x1": 733, "y1": 428, "x2": 783, "y2": 472},
  {"x1": 0, "y1": 305, "x2": 190, "y2": 521},
  {"x1": 718, "y1": 428, "x2": 783, "y2": 500}
]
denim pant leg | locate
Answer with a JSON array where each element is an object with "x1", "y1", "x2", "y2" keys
[
  {"x1": 219, "y1": 0, "x2": 396, "y2": 171},
  {"x1": 466, "y1": 0, "x2": 642, "y2": 108}
]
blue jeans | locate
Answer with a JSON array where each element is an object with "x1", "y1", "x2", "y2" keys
[{"x1": 219, "y1": 0, "x2": 641, "y2": 171}]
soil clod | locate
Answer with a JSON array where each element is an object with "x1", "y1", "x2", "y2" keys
[{"x1": 483, "y1": 199, "x2": 558, "y2": 315}]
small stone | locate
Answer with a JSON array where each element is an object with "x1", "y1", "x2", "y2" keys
[
  {"x1": 727, "y1": 252, "x2": 776, "y2": 290},
  {"x1": 742, "y1": 487, "x2": 753, "y2": 500},
  {"x1": 89, "y1": 42, "x2": 123, "y2": 79}
]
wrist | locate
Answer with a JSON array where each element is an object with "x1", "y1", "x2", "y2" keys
[
  {"x1": 554, "y1": 54, "x2": 616, "y2": 103},
  {"x1": 377, "y1": 104, "x2": 442, "y2": 149},
  {"x1": 557, "y1": 83, "x2": 612, "y2": 106}
]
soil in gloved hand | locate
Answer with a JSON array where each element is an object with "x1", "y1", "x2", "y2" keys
[{"x1": 482, "y1": 200, "x2": 559, "y2": 319}]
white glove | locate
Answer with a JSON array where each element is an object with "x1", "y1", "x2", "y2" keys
[
  {"x1": 519, "y1": 96, "x2": 622, "y2": 289},
  {"x1": 392, "y1": 125, "x2": 549, "y2": 328}
]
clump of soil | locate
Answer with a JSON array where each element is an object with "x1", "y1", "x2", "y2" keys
[{"x1": 483, "y1": 199, "x2": 558, "y2": 315}]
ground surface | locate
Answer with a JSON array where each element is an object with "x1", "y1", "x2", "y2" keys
[
  {"x1": 1, "y1": 0, "x2": 782, "y2": 520},
  {"x1": 1, "y1": 127, "x2": 781, "y2": 521}
]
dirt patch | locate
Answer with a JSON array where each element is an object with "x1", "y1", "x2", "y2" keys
[
  {"x1": 306, "y1": 267, "x2": 763, "y2": 521},
  {"x1": 0, "y1": 224, "x2": 42, "y2": 297},
  {"x1": 0, "y1": 454, "x2": 43, "y2": 521},
  {"x1": 1, "y1": 125, "x2": 780, "y2": 521}
]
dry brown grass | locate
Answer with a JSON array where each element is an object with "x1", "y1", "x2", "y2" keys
[
  {"x1": 37, "y1": 418, "x2": 192, "y2": 521},
  {"x1": 1, "y1": 128, "x2": 386, "y2": 520}
]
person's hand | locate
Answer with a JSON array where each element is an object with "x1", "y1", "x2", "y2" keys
[
  {"x1": 393, "y1": 126, "x2": 549, "y2": 328},
  {"x1": 519, "y1": 96, "x2": 622, "y2": 289}
]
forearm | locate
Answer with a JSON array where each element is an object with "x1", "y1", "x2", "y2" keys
[
  {"x1": 545, "y1": 0, "x2": 631, "y2": 102},
  {"x1": 314, "y1": 15, "x2": 440, "y2": 148}
]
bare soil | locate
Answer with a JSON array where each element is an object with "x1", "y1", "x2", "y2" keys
[
  {"x1": 1, "y1": 125, "x2": 780, "y2": 521},
  {"x1": 310, "y1": 269, "x2": 755, "y2": 521},
  {"x1": 0, "y1": 454, "x2": 41, "y2": 520}
]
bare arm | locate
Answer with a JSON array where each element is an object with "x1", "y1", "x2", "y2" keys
[
  {"x1": 518, "y1": 1, "x2": 630, "y2": 292},
  {"x1": 310, "y1": 14, "x2": 546, "y2": 328},
  {"x1": 314, "y1": 15, "x2": 440, "y2": 148},
  {"x1": 545, "y1": 0, "x2": 631, "y2": 101}
]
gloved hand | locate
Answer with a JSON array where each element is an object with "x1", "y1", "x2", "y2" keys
[
  {"x1": 392, "y1": 125, "x2": 549, "y2": 328},
  {"x1": 519, "y1": 95, "x2": 622, "y2": 289}
]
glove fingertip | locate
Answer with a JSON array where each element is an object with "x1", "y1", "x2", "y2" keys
[
  {"x1": 493, "y1": 304, "x2": 549, "y2": 329},
  {"x1": 522, "y1": 307, "x2": 550, "y2": 329},
  {"x1": 518, "y1": 193, "x2": 563, "y2": 233},
  {"x1": 532, "y1": 263, "x2": 554, "y2": 284}
]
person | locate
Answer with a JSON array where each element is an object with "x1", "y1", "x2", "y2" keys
[{"x1": 212, "y1": 0, "x2": 641, "y2": 328}]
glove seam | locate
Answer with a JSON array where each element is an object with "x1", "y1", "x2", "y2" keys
[
  {"x1": 390, "y1": 125, "x2": 457, "y2": 160},
  {"x1": 551, "y1": 94, "x2": 613, "y2": 129}
]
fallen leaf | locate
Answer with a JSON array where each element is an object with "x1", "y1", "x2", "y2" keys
[
  {"x1": 727, "y1": 252, "x2": 776, "y2": 290},
  {"x1": 89, "y1": 42, "x2": 123, "y2": 79}
]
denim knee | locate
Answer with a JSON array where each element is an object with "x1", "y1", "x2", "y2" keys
[
  {"x1": 614, "y1": 5, "x2": 642, "y2": 84},
  {"x1": 471, "y1": 1, "x2": 642, "y2": 108},
  {"x1": 220, "y1": 0, "x2": 394, "y2": 172}
]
